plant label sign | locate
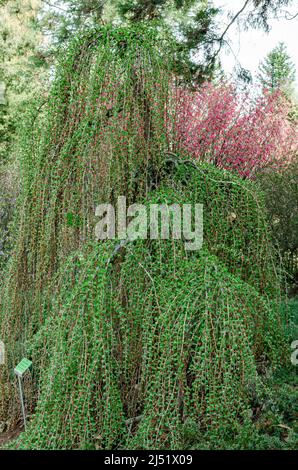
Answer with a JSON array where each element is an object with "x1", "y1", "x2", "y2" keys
[{"x1": 14, "y1": 358, "x2": 32, "y2": 378}]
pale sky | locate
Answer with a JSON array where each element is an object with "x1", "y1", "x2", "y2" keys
[{"x1": 213, "y1": 0, "x2": 298, "y2": 90}]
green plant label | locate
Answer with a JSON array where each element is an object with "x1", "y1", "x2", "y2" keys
[{"x1": 14, "y1": 358, "x2": 32, "y2": 377}]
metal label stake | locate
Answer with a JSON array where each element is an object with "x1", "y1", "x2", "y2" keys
[{"x1": 14, "y1": 358, "x2": 32, "y2": 431}]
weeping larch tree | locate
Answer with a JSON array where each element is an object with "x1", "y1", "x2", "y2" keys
[{"x1": 0, "y1": 25, "x2": 287, "y2": 449}]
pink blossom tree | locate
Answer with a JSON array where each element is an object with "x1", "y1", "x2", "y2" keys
[{"x1": 175, "y1": 82, "x2": 298, "y2": 178}]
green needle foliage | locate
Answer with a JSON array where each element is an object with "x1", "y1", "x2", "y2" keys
[
  {"x1": 258, "y1": 42, "x2": 296, "y2": 95},
  {"x1": 0, "y1": 24, "x2": 287, "y2": 449}
]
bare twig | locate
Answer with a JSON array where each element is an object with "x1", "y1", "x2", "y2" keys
[
  {"x1": 213, "y1": 0, "x2": 251, "y2": 60},
  {"x1": 285, "y1": 10, "x2": 298, "y2": 20}
]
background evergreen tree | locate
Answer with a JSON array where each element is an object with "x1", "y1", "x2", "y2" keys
[
  {"x1": 258, "y1": 42, "x2": 296, "y2": 94},
  {"x1": 36, "y1": 1, "x2": 221, "y2": 84},
  {"x1": 34, "y1": 0, "x2": 296, "y2": 84},
  {"x1": 0, "y1": 0, "x2": 49, "y2": 163}
]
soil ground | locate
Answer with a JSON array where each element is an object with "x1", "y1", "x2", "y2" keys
[{"x1": 0, "y1": 424, "x2": 23, "y2": 448}]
